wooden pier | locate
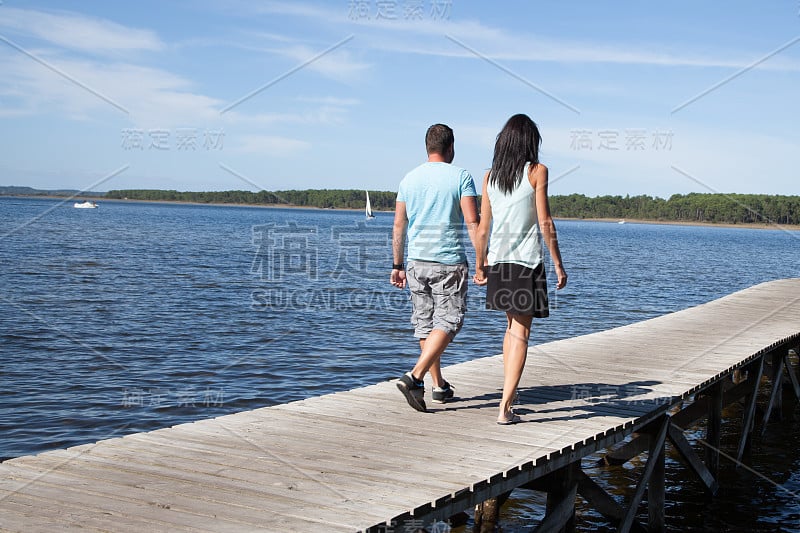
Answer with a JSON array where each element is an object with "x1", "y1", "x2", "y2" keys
[{"x1": 1, "y1": 279, "x2": 799, "y2": 532}]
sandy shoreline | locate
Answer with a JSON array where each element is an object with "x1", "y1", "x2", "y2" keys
[{"x1": 6, "y1": 194, "x2": 799, "y2": 230}]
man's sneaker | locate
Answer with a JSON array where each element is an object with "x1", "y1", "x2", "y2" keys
[
  {"x1": 396, "y1": 372, "x2": 427, "y2": 412},
  {"x1": 431, "y1": 381, "x2": 455, "y2": 404}
]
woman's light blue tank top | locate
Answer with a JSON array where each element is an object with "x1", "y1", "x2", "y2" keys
[{"x1": 487, "y1": 162, "x2": 543, "y2": 269}]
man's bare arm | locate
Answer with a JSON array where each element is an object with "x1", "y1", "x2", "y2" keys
[
  {"x1": 391, "y1": 201, "x2": 409, "y2": 288},
  {"x1": 460, "y1": 194, "x2": 480, "y2": 261}
]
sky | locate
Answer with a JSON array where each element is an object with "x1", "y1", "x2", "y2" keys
[{"x1": 0, "y1": 0, "x2": 798, "y2": 198}]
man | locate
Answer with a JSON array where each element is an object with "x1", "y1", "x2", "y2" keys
[{"x1": 390, "y1": 123, "x2": 479, "y2": 412}]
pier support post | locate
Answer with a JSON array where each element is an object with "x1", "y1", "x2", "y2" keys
[
  {"x1": 473, "y1": 491, "x2": 510, "y2": 533},
  {"x1": 706, "y1": 382, "x2": 723, "y2": 478},
  {"x1": 783, "y1": 348, "x2": 800, "y2": 402},
  {"x1": 737, "y1": 356, "x2": 765, "y2": 463},
  {"x1": 648, "y1": 434, "x2": 665, "y2": 533},
  {"x1": 618, "y1": 415, "x2": 668, "y2": 533},
  {"x1": 532, "y1": 461, "x2": 580, "y2": 533},
  {"x1": 644, "y1": 417, "x2": 667, "y2": 533},
  {"x1": 761, "y1": 351, "x2": 786, "y2": 432}
]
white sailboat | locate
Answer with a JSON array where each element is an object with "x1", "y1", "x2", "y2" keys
[{"x1": 365, "y1": 190, "x2": 375, "y2": 219}]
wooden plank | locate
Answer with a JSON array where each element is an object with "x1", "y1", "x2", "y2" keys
[
  {"x1": 0, "y1": 493, "x2": 200, "y2": 532},
  {"x1": 0, "y1": 461, "x2": 370, "y2": 531},
  {"x1": 0, "y1": 472, "x2": 260, "y2": 532},
  {"x1": 3, "y1": 450, "x2": 393, "y2": 526}
]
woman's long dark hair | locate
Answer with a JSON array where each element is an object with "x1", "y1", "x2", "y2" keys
[{"x1": 489, "y1": 114, "x2": 541, "y2": 194}]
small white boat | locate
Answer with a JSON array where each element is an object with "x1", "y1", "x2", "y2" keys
[
  {"x1": 618, "y1": 219, "x2": 626, "y2": 224},
  {"x1": 74, "y1": 201, "x2": 98, "y2": 209},
  {"x1": 365, "y1": 191, "x2": 375, "y2": 219}
]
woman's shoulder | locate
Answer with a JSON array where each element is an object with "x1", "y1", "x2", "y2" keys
[
  {"x1": 527, "y1": 162, "x2": 548, "y2": 186},
  {"x1": 528, "y1": 162, "x2": 548, "y2": 173}
]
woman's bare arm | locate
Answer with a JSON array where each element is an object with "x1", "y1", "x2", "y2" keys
[
  {"x1": 530, "y1": 164, "x2": 567, "y2": 289},
  {"x1": 473, "y1": 171, "x2": 492, "y2": 285}
]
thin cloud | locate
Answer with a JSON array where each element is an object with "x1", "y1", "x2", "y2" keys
[
  {"x1": 244, "y1": 0, "x2": 800, "y2": 72},
  {"x1": 0, "y1": 7, "x2": 164, "y2": 55},
  {"x1": 0, "y1": 50, "x2": 216, "y2": 123},
  {"x1": 215, "y1": 33, "x2": 371, "y2": 85},
  {"x1": 0, "y1": 46, "x2": 356, "y2": 129},
  {"x1": 381, "y1": 30, "x2": 800, "y2": 72}
]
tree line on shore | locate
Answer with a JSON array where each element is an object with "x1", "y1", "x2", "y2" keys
[
  {"x1": 104, "y1": 188, "x2": 397, "y2": 210},
  {"x1": 103, "y1": 189, "x2": 800, "y2": 225},
  {"x1": 550, "y1": 193, "x2": 799, "y2": 225}
]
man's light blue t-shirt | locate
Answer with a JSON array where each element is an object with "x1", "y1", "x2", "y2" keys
[{"x1": 397, "y1": 162, "x2": 477, "y2": 264}]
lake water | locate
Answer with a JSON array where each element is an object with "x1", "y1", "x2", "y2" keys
[{"x1": 1, "y1": 196, "x2": 798, "y2": 531}]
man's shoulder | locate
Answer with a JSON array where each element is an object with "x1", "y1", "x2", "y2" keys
[
  {"x1": 414, "y1": 162, "x2": 472, "y2": 178},
  {"x1": 443, "y1": 162, "x2": 471, "y2": 176},
  {"x1": 401, "y1": 163, "x2": 474, "y2": 195}
]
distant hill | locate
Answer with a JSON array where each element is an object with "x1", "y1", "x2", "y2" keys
[{"x1": 0, "y1": 186, "x2": 106, "y2": 197}]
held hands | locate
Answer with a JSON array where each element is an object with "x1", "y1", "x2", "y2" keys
[{"x1": 390, "y1": 268, "x2": 407, "y2": 289}]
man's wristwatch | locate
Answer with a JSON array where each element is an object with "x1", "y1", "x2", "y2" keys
[{"x1": 392, "y1": 263, "x2": 404, "y2": 270}]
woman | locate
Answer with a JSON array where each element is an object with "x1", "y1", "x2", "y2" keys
[{"x1": 474, "y1": 114, "x2": 567, "y2": 425}]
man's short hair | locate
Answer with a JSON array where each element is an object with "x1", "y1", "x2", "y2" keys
[{"x1": 425, "y1": 124, "x2": 454, "y2": 156}]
